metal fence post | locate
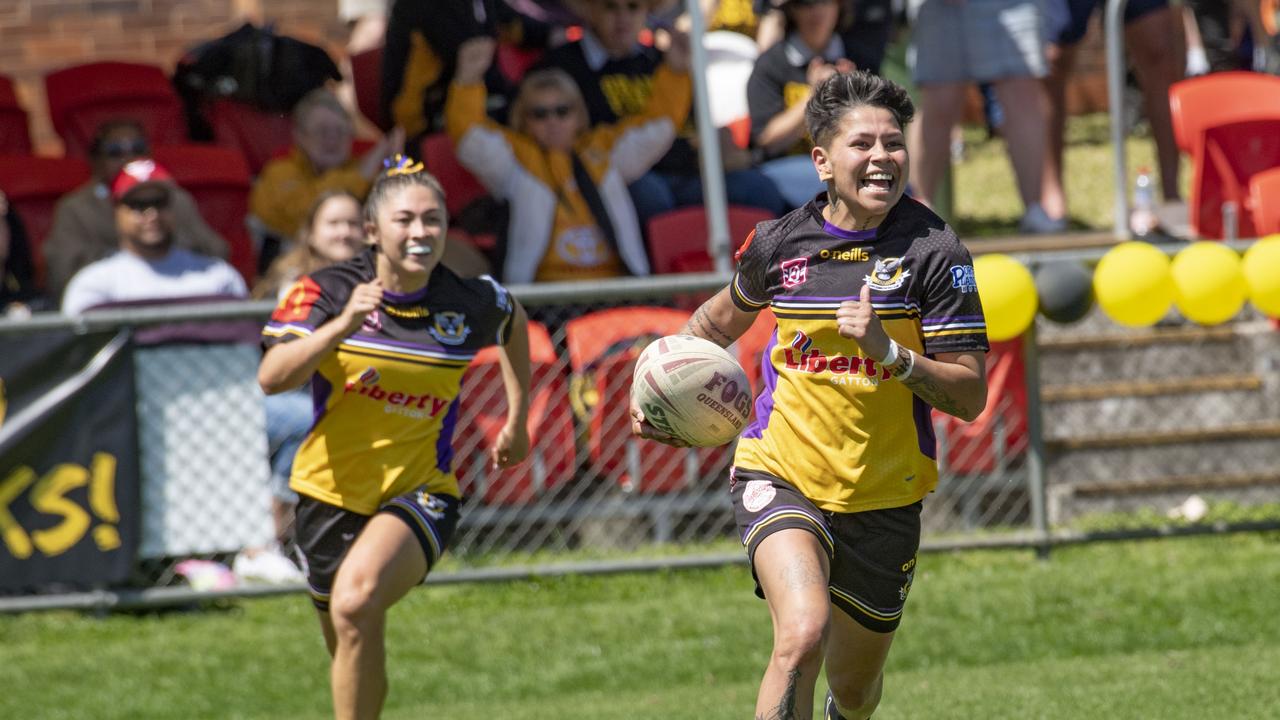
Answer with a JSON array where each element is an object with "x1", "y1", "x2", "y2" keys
[
  {"x1": 1022, "y1": 323, "x2": 1052, "y2": 558},
  {"x1": 1106, "y1": 0, "x2": 1132, "y2": 240}
]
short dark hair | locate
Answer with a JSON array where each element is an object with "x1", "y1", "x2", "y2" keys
[
  {"x1": 805, "y1": 70, "x2": 915, "y2": 148},
  {"x1": 89, "y1": 119, "x2": 146, "y2": 157}
]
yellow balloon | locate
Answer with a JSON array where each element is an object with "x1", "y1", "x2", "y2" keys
[
  {"x1": 1170, "y1": 242, "x2": 1245, "y2": 325},
  {"x1": 1243, "y1": 235, "x2": 1280, "y2": 317},
  {"x1": 974, "y1": 254, "x2": 1037, "y2": 341},
  {"x1": 1093, "y1": 241, "x2": 1174, "y2": 327}
]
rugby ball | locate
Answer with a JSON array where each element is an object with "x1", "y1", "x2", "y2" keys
[{"x1": 631, "y1": 335, "x2": 752, "y2": 447}]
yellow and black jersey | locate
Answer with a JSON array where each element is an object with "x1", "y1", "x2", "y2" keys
[
  {"x1": 731, "y1": 196, "x2": 988, "y2": 513},
  {"x1": 262, "y1": 249, "x2": 514, "y2": 514}
]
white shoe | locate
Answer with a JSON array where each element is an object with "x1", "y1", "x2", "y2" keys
[
  {"x1": 1018, "y1": 204, "x2": 1068, "y2": 234},
  {"x1": 233, "y1": 545, "x2": 305, "y2": 585}
]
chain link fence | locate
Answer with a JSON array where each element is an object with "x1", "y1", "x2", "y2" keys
[{"x1": 4, "y1": 268, "x2": 1277, "y2": 611}]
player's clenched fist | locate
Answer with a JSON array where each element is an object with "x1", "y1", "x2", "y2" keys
[
  {"x1": 836, "y1": 284, "x2": 891, "y2": 361},
  {"x1": 338, "y1": 279, "x2": 384, "y2": 334}
]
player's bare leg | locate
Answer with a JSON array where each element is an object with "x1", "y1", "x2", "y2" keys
[
  {"x1": 821, "y1": 604, "x2": 897, "y2": 720},
  {"x1": 753, "y1": 529, "x2": 832, "y2": 720},
  {"x1": 327, "y1": 513, "x2": 428, "y2": 720}
]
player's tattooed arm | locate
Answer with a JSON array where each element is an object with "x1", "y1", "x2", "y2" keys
[
  {"x1": 899, "y1": 350, "x2": 988, "y2": 421},
  {"x1": 900, "y1": 373, "x2": 967, "y2": 417},
  {"x1": 681, "y1": 287, "x2": 758, "y2": 348}
]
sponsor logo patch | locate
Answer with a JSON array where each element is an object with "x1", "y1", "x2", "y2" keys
[
  {"x1": 864, "y1": 256, "x2": 910, "y2": 291},
  {"x1": 780, "y1": 257, "x2": 809, "y2": 289}
]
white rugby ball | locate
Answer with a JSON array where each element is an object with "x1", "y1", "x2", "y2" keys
[{"x1": 631, "y1": 334, "x2": 752, "y2": 447}]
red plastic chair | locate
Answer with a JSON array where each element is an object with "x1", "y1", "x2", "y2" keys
[
  {"x1": 496, "y1": 43, "x2": 545, "y2": 85},
  {"x1": 0, "y1": 155, "x2": 92, "y2": 286},
  {"x1": 0, "y1": 75, "x2": 33, "y2": 155},
  {"x1": 1188, "y1": 118, "x2": 1280, "y2": 239},
  {"x1": 564, "y1": 306, "x2": 712, "y2": 493},
  {"x1": 44, "y1": 61, "x2": 187, "y2": 158},
  {"x1": 349, "y1": 45, "x2": 391, "y2": 131},
  {"x1": 1168, "y1": 72, "x2": 1280, "y2": 155},
  {"x1": 1248, "y1": 166, "x2": 1280, "y2": 236},
  {"x1": 725, "y1": 116, "x2": 751, "y2": 151},
  {"x1": 453, "y1": 322, "x2": 577, "y2": 505},
  {"x1": 207, "y1": 98, "x2": 293, "y2": 175},
  {"x1": 932, "y1": 340, "x2": 1026, "y2": 474},
  {"x1": 151, "y1": 145, "x2": 257, "y2": 283},
  {"x1": 421, "y1": 133, "x2": 488, "y2": 217},
  {"x1": 646, "y1": 205, "x2": 775, "y2": 274}
]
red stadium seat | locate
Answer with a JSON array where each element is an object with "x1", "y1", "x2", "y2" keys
[
  {"x1": 1188, "y1": 118, "x2": 1280, "y2": 239},
  {"x1": 453, "y1": 321, "x2": 576, "y2": 505},
  {"x1": 207, "y1": 98, "x2": 293, "y2": 175},
  {"x1": 933, "y1": 340, "x2": 1026, "y2": 474},
  {"x1": 726, "y1": 116, "x2": 751, "y2": 150},
  {"x1": 44, "y1": 61, "x2": 186, "y2": 158},
  {"x1": 350, "y1": 45, "x2": 391, "y2": 131},
  {"x1": 0, "y1": 75, "x2": 33, "y2": 155},
  {"x1": 0, "y1": 155, "x2": 92, "y2": 286},
  {"x1": 421, "y1": 132, "x2": 488, "y2": 217},
  {"x1": 1168, "y1": 72, "x2": 1280, "y2": 155},
  {"x1": 564, "y1": 306, "x2": 714, "y2": 494},
  {"x1": 1248, "y1": 166, "x2": 1280, "y2": 236},
  {"x1": 646, "y1": 204, "x2": 775, "y2": 274},
  {"x1": 151, "y1": 144, "x2": 257, "y2": 283}
]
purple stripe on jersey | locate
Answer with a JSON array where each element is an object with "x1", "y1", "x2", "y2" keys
[
  {"x1": 436, "y1": 398, "x2": 461, "y2": 473},
  {"x1": 821, "y1": 221, "x2": 877, "y2": 241},
  {"x1": 913, "y1": 395, "x2": 937, "y2": 461},
  {"x1": 922, "y1": 315, "x2": 985, "y2": 322},
  {"x1": 310, "y1": 373, "x2": 333, "y2": 430},
  {"x1": 350, "y1": 334, "x2": 473, "y2": 356},
  {"x1": 383, "y1": 285, "x2": 429, "y2": 304},
  {"x1": 742, "y1": 330, "x2": 779, "y2": 440},
  {"x1": 783, "y1": 294, "x2": 858, "y2": 301}
]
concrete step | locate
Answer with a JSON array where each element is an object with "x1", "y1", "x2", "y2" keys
[
  {"x1": 1048, "y1": 472, "x2": 1280, "y2": 524},
  {"x1": 1042, "y1": 382, "x2": 1276, "y2": 437},
  {"x1": 1045, "y1": 430, "x2": 1280, "y2": 485}
]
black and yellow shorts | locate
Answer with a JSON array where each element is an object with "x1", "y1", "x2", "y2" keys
[
  {"x1": 729, "y1": 468, "x2": 921, "y2": 633},
  {"x1": 294, "y1": 488, "x2": 461, "y2": 611}
]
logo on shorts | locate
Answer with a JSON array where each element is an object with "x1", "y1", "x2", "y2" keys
[
  {"x1": 742, "y1": 480, "x2": 776, "y2": 512},
  {"x1": 780, "y1": 257, "x2": 808, "y2": 289},
  {"x1": 416, "y1": 491, "x2": 449, "y2": 521}
]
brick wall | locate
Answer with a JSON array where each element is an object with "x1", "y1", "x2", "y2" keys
[{"x1": 1, "y1": 0, "x2": 347, "y2": 155}]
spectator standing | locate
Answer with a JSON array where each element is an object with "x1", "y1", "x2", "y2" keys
[
  {"x1": 539, "y1": 0, "x2": 788, "y2": 222},
  {"x1": 250, "y1": 89, "x2": 405, "y2": 242},
  {"x1": 381, "y1": 0, "x2": 553, "y2": 140},
  {"x1": 61, "y1": 160, "x2": 246, "y2": 315},
  {"x1": 909, "y1": 0, "x2": 1065, "y2": 233},
  {"x1": 1042, "y1": 0, "x2": 1184, "y2": 222},
  {"x1": 446, "y1": 36, "x2": 692, "y2": 283},
  {"x1": 44, "y1": 119, "x2": 227, "y2": 301},
  {"x1": 746, "y1": 0, "x2": 856, "y2": 210}
]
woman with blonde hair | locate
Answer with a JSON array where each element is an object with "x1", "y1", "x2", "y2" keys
[{"x1": 254, "y1": 190, "x2": 367, "y2": 301}]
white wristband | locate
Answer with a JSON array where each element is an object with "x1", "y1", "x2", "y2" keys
[{"x1": 880, "y1": 339, "x2": 899, "y2": 368}]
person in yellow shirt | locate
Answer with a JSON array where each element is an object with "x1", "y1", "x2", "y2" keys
[
  {"x1": 250, "y1": 88, "x2": 404, "y2": 240},
  {"x1": 445, "y1": 34, "x2": 691, "y2": 283}
]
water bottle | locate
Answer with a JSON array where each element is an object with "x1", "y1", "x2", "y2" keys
[{"x1": 1130, "y1": 167, "x2": 1157, "y2": 238}]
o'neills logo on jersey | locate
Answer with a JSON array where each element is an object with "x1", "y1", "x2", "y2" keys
[
  {"x1": 345, "y1": 367, "x2": 450, "y2": 419},
  {"x1": 782, "y1": 331, "x2": 892, "y2": 385}
]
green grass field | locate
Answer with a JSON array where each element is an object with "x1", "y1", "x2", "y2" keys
[{"x1": 3, "y1": 532, "x2": 1277, "y2": 719}]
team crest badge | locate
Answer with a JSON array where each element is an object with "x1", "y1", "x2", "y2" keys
[
  {"x1": 780, "y1": 257, "x2": 808, "y2": 289},
  {"x1": 429, "y1": 311, "x2": 471, "y2": 345},
  {"x1": 415, "y1": 490, "x2": 449, "y2": 521},
  {"x1": 743, "y1": 480, "x2": 777, "y2": 512},
  {"x1": 864, "y1": 257, "x2": 910, "y2": 291}
]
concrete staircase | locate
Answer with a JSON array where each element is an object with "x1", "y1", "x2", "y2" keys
[{"x1": 1033, "y1": 309, "x2": 1280, "y2": 523}]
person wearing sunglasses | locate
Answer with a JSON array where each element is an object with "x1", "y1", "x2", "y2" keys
[
  {"x1": 60, "y1": 160, "x2": 247, "y2": 316},
  {"x1": 445, "y1": 33, "x2": 691, "y2": 284},
  {"x1": 45, "y1": 119, "x2": 227, "y2": 302}
]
